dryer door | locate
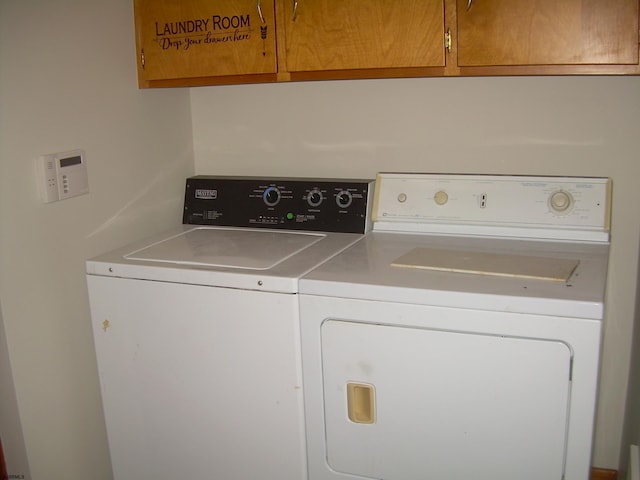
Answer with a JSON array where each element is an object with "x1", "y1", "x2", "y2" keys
[{"x1": 320, "y1": 319, "x2": 571, "y2": 480}]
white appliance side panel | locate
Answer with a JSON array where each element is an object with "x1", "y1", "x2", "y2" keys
[
  {"x1": 321, "y1": 320, "x2": 570, "y2": 480},
  {"x1": 87, "y1": 275, "x2": 306, "y2": 480}
]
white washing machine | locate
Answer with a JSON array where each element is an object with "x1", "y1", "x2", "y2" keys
[
  {"x1": 299, "y1": 173, "x2": 611, "y2": 480},
  {"x1": 86, "y1": 176, "x2": 374, "y2": 480}
]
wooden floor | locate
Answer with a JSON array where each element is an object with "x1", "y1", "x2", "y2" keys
[{"x1": 592, "y1": 467, "x2": 618, "y2": 480}]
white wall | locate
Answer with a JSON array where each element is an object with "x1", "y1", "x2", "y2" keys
[
  {"x1": 0, "y1": 1, "x2": 193, "y2": 479},
  {"x1": 621, "y1": 244, "x2": 640, "y2": 476},
  {"x1": 191, "y1": 76, "x2": 640, "y2": 469}
]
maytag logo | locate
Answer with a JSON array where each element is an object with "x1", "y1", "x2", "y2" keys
[{"x1": 195, "y1": 189, "x2": 217, "y2": 200}]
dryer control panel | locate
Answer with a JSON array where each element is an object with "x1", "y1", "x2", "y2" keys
[
  {"x1": 183, "y1": 176, "x2": 375, "y2": 234},
  {"x1": 373, "y1": 173, "x2": 611, "y2": 242}
]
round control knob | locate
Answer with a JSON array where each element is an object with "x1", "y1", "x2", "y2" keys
[
  {"x1": 397, "y1": 193, "x2": 407, "y2": 203},
  {"x1": 549, "y1": 190, "x2": 574, "y2": 214},
  {"x1": 434, "y1": 190, "x2": 449, "y2": 206},
  {"x1": 336, "y1": 190, "x2": 353, "y2": 209},
  {"x1": 307, "y1": 189, "x2": 323, "y2": 207},
  {"x1": 262, "y1": 186, "x2": 281, "y2": 207}
]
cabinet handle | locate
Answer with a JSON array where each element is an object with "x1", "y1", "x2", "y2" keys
[
  {"x1": 467, "y1": 0, "x2": 473, "y2": 10},
  {"x1": 292, "y1": 0, "x2": 299, "y2": 21},
  {"x1": 256, "y1": 0, "x2": 265, "y2": 24}
]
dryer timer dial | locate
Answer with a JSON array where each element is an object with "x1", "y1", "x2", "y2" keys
[{"x1": 548, "y1": 190, "x2": 574, "y2": 214}]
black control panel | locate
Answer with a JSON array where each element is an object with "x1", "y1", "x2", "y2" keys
[{"x1": 183, "y1": 176, "x2": 374, "y2": 234}]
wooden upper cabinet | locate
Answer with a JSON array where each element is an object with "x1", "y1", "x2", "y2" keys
[
  {"x1": 281, "y1": 0, "x2": 446, "y2": 75},
  {"x1": 456, "y1": 0, "x2": 639, "y2": 67},
  {"x1": 131, "y1": 0, "x2": 639, "y2": 87},
  {"x1": 134, "y1": 0, "x2": 277, "y2": 86}
]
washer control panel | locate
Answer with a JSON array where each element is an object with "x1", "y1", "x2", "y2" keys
[
  {"x1": 183, "y1": 176, "x2": 375, "y2": 233},
  {"x1": 374, "y1": 173, "x2": 611, "y2": 238}
]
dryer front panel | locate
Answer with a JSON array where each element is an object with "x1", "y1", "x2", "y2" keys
[{"x1": 300, "y1": 295, "x2": 602, "y2": 480}]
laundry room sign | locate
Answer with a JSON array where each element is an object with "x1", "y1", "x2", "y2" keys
[{"x1": 153, "y1": 14, "x2": 260, "y2": 51}]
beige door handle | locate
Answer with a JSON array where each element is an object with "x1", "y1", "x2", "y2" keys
[{"x1": 347, "y1": 382, "x2": 376, "y2": 424}]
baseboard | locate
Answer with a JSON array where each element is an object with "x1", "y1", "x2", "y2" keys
[
  {"x1": 592, "y1": 467, "x2": 618, "y2": 480},
  {"x1": 0, "y1": 436, "x2": 7, "y2": 480},
  {"x1": 629, "y1": 445, "x2": 639, "y2": 480}
]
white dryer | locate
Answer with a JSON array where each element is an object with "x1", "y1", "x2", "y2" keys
[
  {"x1": 86, "y1": 176, "x2": 374, "y2": 480},
  {"x1": 299, "y1": 173, "x2": 611, "y2": 480}
]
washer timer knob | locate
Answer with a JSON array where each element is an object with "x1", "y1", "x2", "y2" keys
[
  {"x1": 336, "y1": 190, "x2": 353, "y2": 208},
  {"x1": 307, "y1": 189, "x2": 323, "y2": 207},
  {"x1": 549, "y1": 190, "x2": 574, "y2": 214},
  {"x1": 262, "y1": 186, "x2": 281, "y2": 207}
]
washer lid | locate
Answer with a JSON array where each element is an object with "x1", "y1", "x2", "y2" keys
[{"x1": 125, "y1": 227, "x2": 324, "y2": 270}]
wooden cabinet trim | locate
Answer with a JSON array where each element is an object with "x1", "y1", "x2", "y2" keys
[
  {"x1": 288, "y1": 66, "x2": 446, "y2": 82},
  {"x1": 455, "y1": 64, "x2": 640, "y2": 76},
  {"x1": 140, "y1": 73, "x2": 279, "y2": 89}
]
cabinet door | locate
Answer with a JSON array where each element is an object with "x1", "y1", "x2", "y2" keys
[
  {"x1": 457, "y1": 0, "x2": 639, "y2": 66},
  {"x1": 134, "y1": 0, "x2": 277, "y2": 84},
  {"x1": 283, "y1": 0, "x2": 446, "y2": 72}
]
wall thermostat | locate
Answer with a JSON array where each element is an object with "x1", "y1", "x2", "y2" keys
[{"x1": 37, "y1": 149, "x2": 89, "y2": 203}]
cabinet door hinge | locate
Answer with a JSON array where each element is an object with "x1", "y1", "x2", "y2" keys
[{"x1": 445, "y1": 29, "x2": 452, "y2": 53}]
